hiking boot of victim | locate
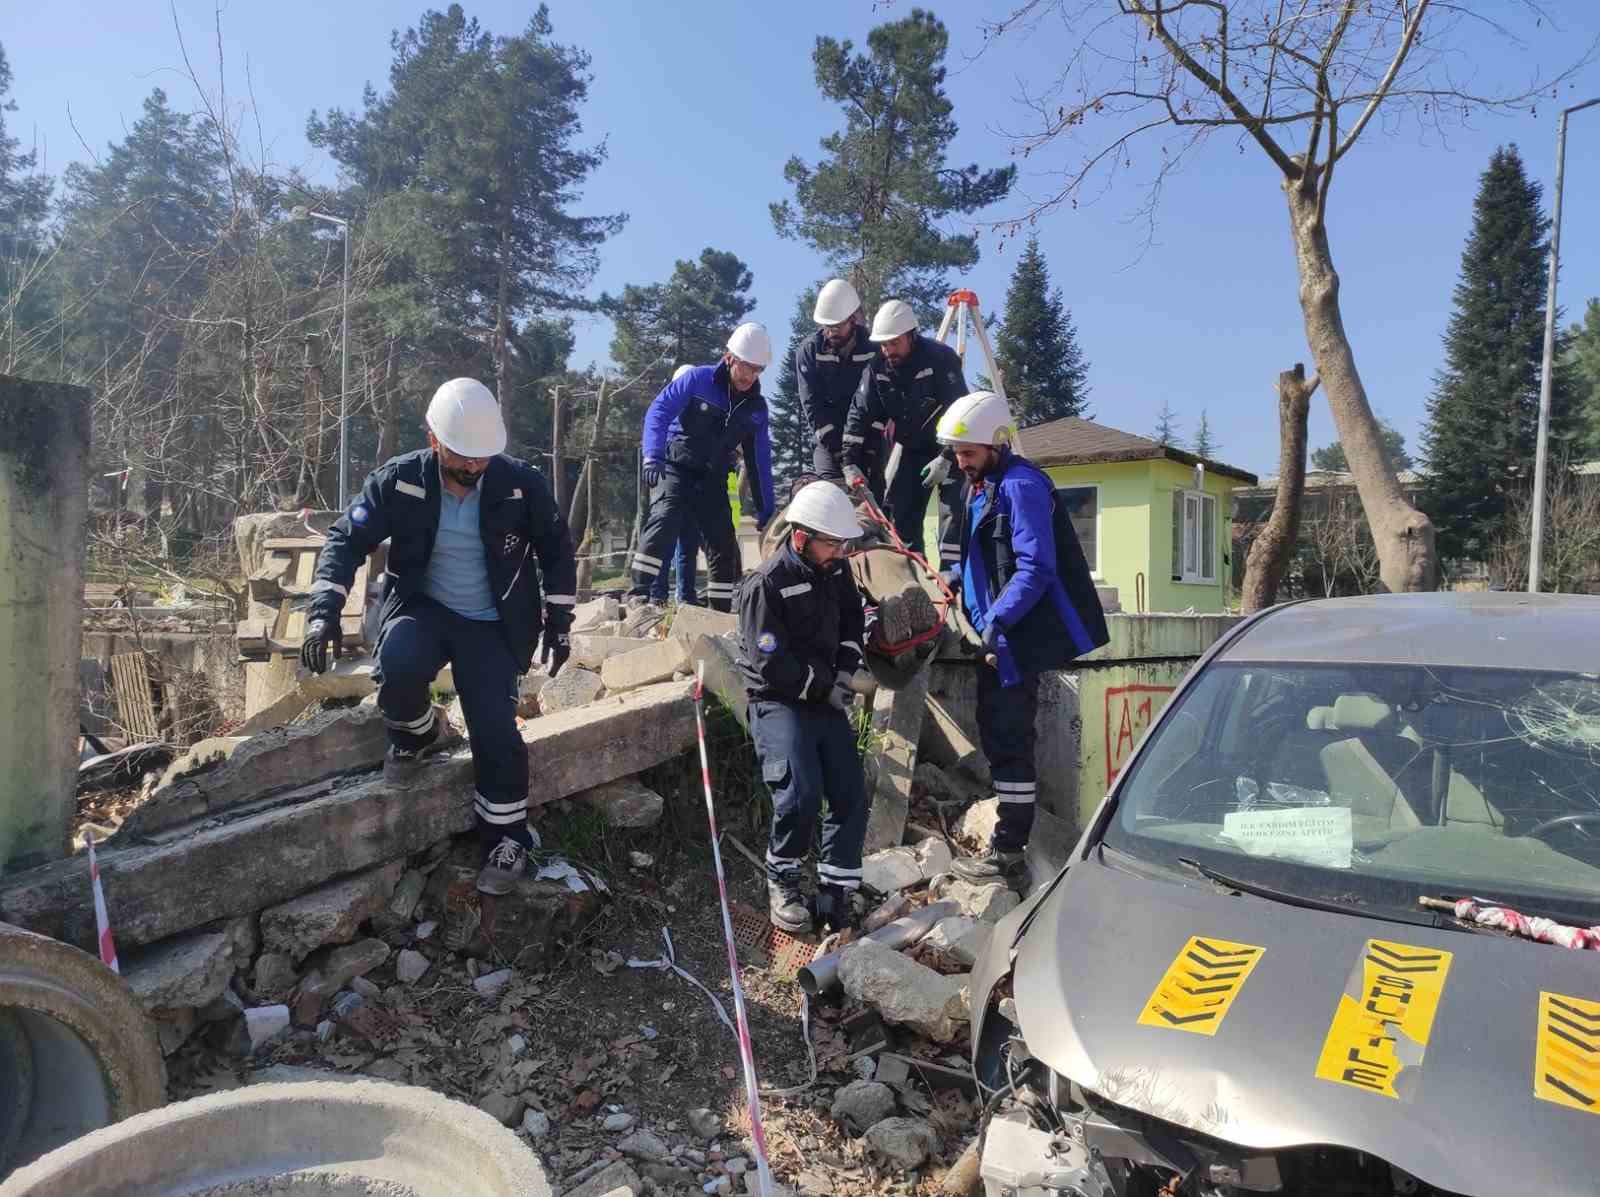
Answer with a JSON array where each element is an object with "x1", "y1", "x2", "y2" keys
[
  {"x1": 476, "y1": 837, "x2": 528, "y2": 896},
  {"x1": 952, "y1": 845, "x2": 1027, "y2": 883},
  {"x1": 768, "y1": 876, "x2": 813, "y2": 935}
]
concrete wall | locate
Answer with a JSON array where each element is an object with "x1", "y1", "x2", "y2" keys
[
  {"x1": 921, "y1": 612, "x2": 1241, "y2": 842},
  {"x1": 0, "y1": 377, "x2": 90, "y2": 874}
]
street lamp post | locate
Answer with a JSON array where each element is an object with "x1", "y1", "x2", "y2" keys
[
  {"x1": 290, "y1": 206, "x2": 352, "y2": 509},
  {"x1": 1529, "y1": 97, "x2": 1600, "y2": 593}
]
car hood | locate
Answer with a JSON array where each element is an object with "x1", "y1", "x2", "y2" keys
[{"x1": 1011, "y1": 856, "x2": 1600, "y2": 1196}]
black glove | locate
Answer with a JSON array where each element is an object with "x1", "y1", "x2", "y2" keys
[
  {"x1": 300, "y1": 617, "x2": 341, "y2": 675},
  {"x1": 827, "y1": 669, "x2": 854, "y2": 713},
  {"x1": 540, "y1": 627, "x2": 571, "y2": 677},
  {"x1": 755, "y1": 512, "x2": 771, "y2": 534},
  {"x1": 643, "y1": 460, "x2": 663, "y2": 488}
]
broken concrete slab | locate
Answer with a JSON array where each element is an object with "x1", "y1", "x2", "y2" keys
[
  {"x1": 153, "y1": 737, "x2": 247, "y2": 790},
  {"x1": 251, "y1": 951, "x2": 300, "y2": 1000},
  {"x1": 570, "y1": 595, "x2": 623, "y2": 633},
  {"x1": 233, "y1": 658, "x2": 381, "y2": 737},
  {"x1": 124, "y1": 705, "x2": 392, "y2": 839},
  {"x1": 575, "y1": 778, "x2": 664, "y2": 829},
  {"x1": 259, "y1": 860, "x2": 403, "y2": 962},
  {"x1": 123, "y1": 916, "x2": 257, "y2": 1012},
  {"x1": 372, "y1": 868, "x2": 427, "y2": 934},
  {"x1": 690, "y1": 634, "x2": 748, "y2": 731},
  {"x1": 837, "y1": 940, "x2": 969, "y2": 1043},
  {"x1": 923, "y1": 915, "x2": 992, "y2": 967},
  {"x1": 538, "y1": 667, "x2": 604, "y2": 713},
  {"x1": 600, "y1": 637, "x2": 690, "y2": 692},
  {"x1": 1, "y1": 681, "x2": 698, "y2": 952},
  {"x1": 862, "y1": 663, "x2": 931, "y2": 854},
  {"x1": 932, "y1": 876, "x2": 1021, "y2": 924},
  {"x1": 666, "y1": 605, "x2": 737, "y2": 644},
  {"x1": 861, "y1": 848, "x2": 922, "y2": 896},
  {"x1": 570, "y1": 633, "x2": 652, "y2": 671},
  {"x1": 914, "y1": 838, "x2": 953, "y2": 878},
  {"x1": 292, "y1": 937, "x2": 390, "y2": 1025}
]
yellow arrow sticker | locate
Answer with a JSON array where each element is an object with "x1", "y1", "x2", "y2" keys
[
  {"x1": 1535, "y1": 991, "x2": 1600, "y2": 1116},
  {"x1": 1137, "y1": 935, "x2": 1265, "y2": 1036},
  {"x1": 1314, "y1": 938, "x2": 1453, "y2": 1099}
]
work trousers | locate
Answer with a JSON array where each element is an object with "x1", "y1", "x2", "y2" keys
[
  {"x1": 630, "y1": 465, "x2": 741, "y2": 611},
  {"x1": 882, "y1": 445, "x2": 963, "y2": 569},
  {"x1": 375, "y1": 595, "x2": 532, "y2": 849},
  {"x1": 975, "y1": 666, "x2": 1040, "y2": 852},
  {"x1": 649, "y1": 521, "x2": 701, "y2": 605},
  {"x1": 750, "y1": 699, "x2": 869, "y2": 893}
]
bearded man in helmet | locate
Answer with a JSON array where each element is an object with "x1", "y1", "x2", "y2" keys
[
  {"x1": 796, "y1": 279, "x2": 878, "y2": 483},
  {"x1": 631, "y1": 322, "x2": 777, "y2": 613},
  {"x1": 841, "y1": 299, "x2": 968, "y2": 570},
  {"x1": 738, "y1": 481, "x2": 871, "y2": 934},
  {"x1": 938, "y1": 391, "x2": 1109, "y2": 882},
  {"x1": 301, "y1": 378, "x2": 577, "y2": 895}
]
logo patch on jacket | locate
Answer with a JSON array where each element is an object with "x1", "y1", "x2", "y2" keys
[
  {"x1": 350, "y1": 503, "x2": 370, "y2": 525},
  {"x1": 502, "y1": 532, "x2": 522, "y2": 555},
  {"x1": 757, "y1": 631, "x2": 778, "y2": 654}
]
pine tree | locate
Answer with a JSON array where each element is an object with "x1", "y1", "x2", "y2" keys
[
  {"x1": 1569, "y1": 298, "x2": 1600, "y2": 458},
  {"x1": 1193, "y1": 409, "x2": 1216, "y2": 458},
  {"x1": 993, "y1": 236, "x2": 1088, "y2": 426},
  {"x1": 766, "y1": 290, "x2": 821, "y2": 497},
  {"x1": 1421, "y1": 145, "x2": 1581, "y2": 561},
  {"x1": 771, "y1": 10, "x2": 1013, "y2": 320},
  {"x1": 1311, "y1": 420, "x2": 1413, "y2": 473},
  {"x1": 1151, "y1": 402, "x2": 1182, "y2": 447}
]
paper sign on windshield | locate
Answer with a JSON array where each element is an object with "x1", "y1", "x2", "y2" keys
[{"x1": 1221, "y1": 806, "x2": 1353, "y2": 869}]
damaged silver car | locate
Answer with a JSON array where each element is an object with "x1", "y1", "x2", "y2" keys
[{"x1": 968, "y1": 593, "x2": 1600, "y2": 1197}]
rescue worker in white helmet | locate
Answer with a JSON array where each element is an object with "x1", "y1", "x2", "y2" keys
[
  {"x1": 631, "y1": 322, "x2": 777, "y2": 613},
  {"x1": 645, "y1": 364, "x2": 706, "y2": 606},
  {"x1": 796, "y1": 279, "x2": 878, "y2": 482},
  {"x1": 937, "y1": 391, "x2": 1109, "y2": 882},
  {"x1": 738, "y1": 481, "x2": 871, "y2": 934},
  {"x1": 841, "y1": 299, "x2": 968, "y2": 570},
  {"x1": 302, "y1": 378, "x2": 577, "y2": 895}
]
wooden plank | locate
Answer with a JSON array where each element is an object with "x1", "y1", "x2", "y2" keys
[
  {"x1": 261, "y1": 536, "x2": 327, "y2": 550},
  {"x1": 109, "y1": 651, "x2": 160, "y2": 740}
]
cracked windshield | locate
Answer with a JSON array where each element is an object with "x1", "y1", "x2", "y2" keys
[{"x1": 1107, "y1": 662, "x2": 1600, "y2": 912}]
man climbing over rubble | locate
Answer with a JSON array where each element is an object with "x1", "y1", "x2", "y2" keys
[
  {"x1": 796, "y1": 279, "x2": 878, "y2": 483},
  {"x1": 300, "y1": 378, "x2": 577, "y2": 896},
  {"x1": 738, "y1": 481, "x2": 870, "y2": 935},
  {"x1": 630, "y1": 322, "x2": 777, "y2": 613},
  {"x1": 936, "y1": 391, "x2": 1109, "y2": 882},
  {"x1": 646, "y1": 365, "x2": 706, "y2": 607},
  {"x1": 841, "y1": 299, "x2": 967, "y2": 569}
]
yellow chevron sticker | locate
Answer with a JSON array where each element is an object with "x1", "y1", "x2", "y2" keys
[
  {"x1": 1534, "y1": 991, "x2": 1600, "y2": 1116},
  {"x1": 1136, "y1": 936, "x2": 1265, "y2": 1036},
  {"x1": 1315, "y1": 938, "x2": 1453, "y2": 1099}
]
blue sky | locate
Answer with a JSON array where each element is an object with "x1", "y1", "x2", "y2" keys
[{"x1": 5, "y1": 1, "x2": 1600, "y2": 476}]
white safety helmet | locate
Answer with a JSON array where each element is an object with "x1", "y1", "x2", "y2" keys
[
  {"x1": 426, "y1": 378, "x2": 506, "y2": 458},
  {"x1": 725, "y1": 322, "x2": 773, "y2": 368},
  {"x1": 785, "y1": 481, "x2": 865, "y2": 541},
  {"x1": 813, "y1": 279, "x2": 862, "y2": 326},
  {"x1": 672, "y1": 364, "x2": 694, "y2": 382},
  {"x1": 936, "y1": 390, "x2": 1016, "y2": 448},
  {"x1": 868, "y1": 298, "x2": 917, "y2": 342}
]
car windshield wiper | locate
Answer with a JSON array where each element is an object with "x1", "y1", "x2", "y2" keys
[{"x1": 1176, "y1": 857, "x2": 1440, "y2": 927}]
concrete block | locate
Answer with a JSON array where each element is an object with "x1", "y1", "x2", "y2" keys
[
  {"x1": 0, "y1": 376, "x2": 89, "y2": 872},
  {"x1": 575, "y1": 778, "x2": 665, "y2": 829},
  {"x1": 861, "y1": 848, "x2": 922, "y2": 896},
  {"x1": 837, "y1": 940, "x2": 969, "y2": 1042},
  {"x1": 862, "y1": 664, "x2": 930, "y2": 854},
  {"x1": 600, "y1": 637, "x2": 690, "y2": 692},
  {"x1": 123, "y1": 916, "x2": 257, "y2": 1012},
  {"x1": 570, "y1": 633, "x2": 651, "y2": 670},
  {"x1": 571, "y1": 595, "x2": 623, "y2": 632},
  {"x1": 666, "y1": 605, "x2": 737, "y2": 644},
  {"x1": 260, "y1": 860, "x2": 403, "y2": 962},
  {"x1": 538, "y1": 668, "x2": 604, "y2": 713},
  {"x1": 1, "y1": 681, "x2": 697, "y2": 952},
  {"x1": 124, "y1": 705, "x2": 392, "y2": 839},
  {"x1": 236, "y1": 658, "x2": 382, "y2": 735},
  {"x1": 690, "y1": 634, "x2": 748, "y2": 730}
]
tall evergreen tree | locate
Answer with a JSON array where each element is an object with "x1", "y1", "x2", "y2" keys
[
  {"x1": 1150, "y1": 402, "x2": 1182, "y2": 447},
  {"x1": 0, "y1": 42, "x2": 53, "y2": 372},
  {"x1": 766, "y1": 290, "x2": 821, "y2": 497},
  {"x1": 1568, "y1": 298, "x2": 1600, "y2": 458},
  {"x1": 770, "y1": 10, "x2": 1013, "y2": 320},
  {"x1": 1311, "y1": 419, "x2": 1413, "y2": 473},
  {"x1": 993, "y1": 236, "x2": 1088, "y2": 425},
  {"x1": 1421, "y1": 145, "x2": 1580, "y2": 561},
  {"x1": 1193, "y1": 409, "x2": 1216, "y2": 458}
]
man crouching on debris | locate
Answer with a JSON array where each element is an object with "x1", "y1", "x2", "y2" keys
[
  {"x1": 300, "y1": 378, "x2": 577, "y2": 896},
  {"x1": 738, "y1": 481, "x2": 870, "y2": 936},
  {"x1": 937, "y1": 391, "x2": 1108, "y2": 882}
]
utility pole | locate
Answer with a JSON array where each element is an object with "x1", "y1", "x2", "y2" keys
[
  {"x1": 551, "y1": 386, "x2": 567, "y2": 518},
  {"x1": 1529, "y1": 96, "x2": 1600, "y2": 593}
]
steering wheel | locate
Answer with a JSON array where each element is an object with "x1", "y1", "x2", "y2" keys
[{"x1": 1527, "y1": 812, "x2": 1600, "y2": 841}]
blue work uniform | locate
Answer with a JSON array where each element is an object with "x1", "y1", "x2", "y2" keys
[{"x1": 795, "y1": 325, "x2": 877, "y2": 481}]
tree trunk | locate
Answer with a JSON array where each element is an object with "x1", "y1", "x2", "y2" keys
[
  {"x1": 1242, "y1": 364, "x2": 1317, "y2": 611},
  {"x1": 494, "y1": 217, "x2": 511, "y2": 405},
  {"x1": 295, "y1": 333, "x2": 325, "y2": 508},
  {"x1": 1285, "y1": 177, "x2": 1438, "y2": 592},
  {"x1": 551, "y1": 387, "x2": 567, "y2": 519},
  {"x1": 373, "y1": 337, "x2": 402, "y2": 470}
]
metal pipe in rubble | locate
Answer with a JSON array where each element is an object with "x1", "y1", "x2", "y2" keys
[{"x1": 797, "y1": 900, "x2": 959, "y2": 996}]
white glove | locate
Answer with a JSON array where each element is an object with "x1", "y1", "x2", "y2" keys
[{"x1": 920, "y1": 454, "x2": 952, "y2": 489}]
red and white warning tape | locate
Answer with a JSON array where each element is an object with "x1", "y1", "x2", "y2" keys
[
  {"x1": 87, "y1": 835, "x2": 120, "y2": 974},
  {"x1": 694, "y1": 662, "x2": 776, "y2": 1197}
]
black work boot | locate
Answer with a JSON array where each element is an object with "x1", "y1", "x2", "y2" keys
[
  {"x1": 952, "y1": 844, "x2": 1027, "y2": 883},
  {"x1": 383, "y1": 717, "x2": 442, "y2": 786},
  {"x1": 476, "y1": 836, "x2": 528, "y2": 896},
  {"x1": 768, "y1": 873, "x2": 812, "y2": 935},
  {"x1": 813, "y1": 884, "x2": 856, "y2": 933}
]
